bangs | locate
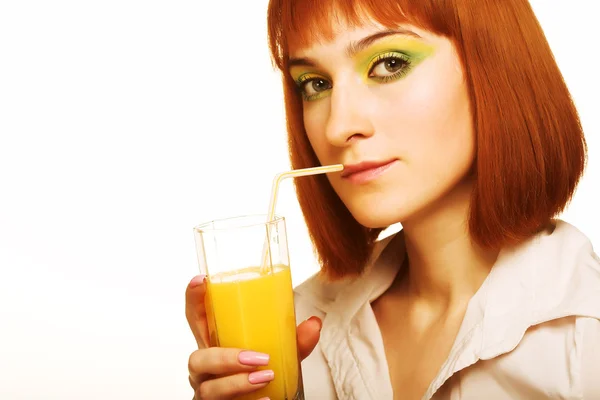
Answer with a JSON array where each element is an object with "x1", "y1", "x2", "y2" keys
[{"x1": 268, "y1": 0, "x2": 456, "y2": 69}]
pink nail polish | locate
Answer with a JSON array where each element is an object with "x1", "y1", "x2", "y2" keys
[
  {"x1": 257, "y1": 398, "x2": 270, "y2": 400},
  {"x1": 238, "y1": 351, "x2": 270, "y2": 366},
  {"x1": 248, "y1": 370, "x2": 275, "y2": 384},
  {"x1": 189, "y1": 275, "x2": 206, "y2": 288}
]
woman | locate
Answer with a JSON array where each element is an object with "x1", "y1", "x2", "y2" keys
[{"x1": 186, "y1": 0, "x2": 600, "y2": 398}]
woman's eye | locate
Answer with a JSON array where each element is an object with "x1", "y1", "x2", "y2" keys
[
  {"x1": 369, "y1": 56, "x2": 409, "y2": 78},
  {"x1": 301, "y1": 78, "x2": 332, "y2": 96}
]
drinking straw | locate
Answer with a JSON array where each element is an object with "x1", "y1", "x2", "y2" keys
[{"x1": 260, "y1": 164, "x2": 344, "y2": 273}]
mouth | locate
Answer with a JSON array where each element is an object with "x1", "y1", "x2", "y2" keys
[{"x1": 341, "y1": 159, "x2": 398, "y2": 184}]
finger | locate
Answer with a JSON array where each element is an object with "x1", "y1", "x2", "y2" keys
[
  {"x1": 196, "y1": 370, "x2": 274, "y2": 400},
  {"x1": 297, "y1": 316, "x2": 322, "y2": 360},
  {"x1": 185, "y1": 275, "x2": 210, "y2": 348},
  {"x1": 188, "y1": 348, "x2": 270, "y2": 383},
  {"x1": 189, "y1": 375, "x2": 197, "y2": 391}
]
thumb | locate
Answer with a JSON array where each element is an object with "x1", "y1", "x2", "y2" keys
[
  {"x1": 296, "y1": 316, "x2": 322, "y2": 360},
  {"x1": 185, "y1": 274, "x2": 210, "y2": 348}
]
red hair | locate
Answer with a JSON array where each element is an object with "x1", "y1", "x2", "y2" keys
[{"x1": 267, "y1": 0, "x2": 587, "y2": 280}]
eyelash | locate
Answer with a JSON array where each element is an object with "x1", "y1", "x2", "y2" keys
[
  {"x1": 294, "y1": 52, "x2": 413, "y2": 101},
  {"x1": 367, "y1": 52, "x2": 413, "y2": 82},
  {"x1": 296, "y1": 75, "x2": 329, "y2": 101}
]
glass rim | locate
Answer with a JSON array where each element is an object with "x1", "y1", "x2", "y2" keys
[{"x1": 193, "y1": 213, "x2": 285, "y2": 233}]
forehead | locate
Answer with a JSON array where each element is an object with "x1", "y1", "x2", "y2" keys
[
  {"x1": 288, "y1": 21, "x2": 381, "y2": 56},
  {"x1": 288, "y1": 22, "x2": 432, "y2": 60},
  {"x1": 283, "y1": 2, "x2": 413, "y2": 55}
]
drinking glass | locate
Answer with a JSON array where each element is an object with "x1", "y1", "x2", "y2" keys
[{"x1": 193, "y1": 214, "x2": 304, "y2": 400}]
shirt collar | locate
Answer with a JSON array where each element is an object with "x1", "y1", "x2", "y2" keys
[{"x1": 317, "y1": 219, "x2": 600, "y2": 398}]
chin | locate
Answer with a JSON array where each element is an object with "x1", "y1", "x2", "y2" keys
[
  {"x1": 352, "y1": 211, "x2": 404, "y2": 229},
  {"x1": 345, "y1": 198, "x2": 410, "y2": 229},
  {"x1": 331, "y1": 185, "x2": 409, "y2": 229}
]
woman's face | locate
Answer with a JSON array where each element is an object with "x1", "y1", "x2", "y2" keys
[{"x1": 288, "y1": 22, "x2": 475, "y2": 228}]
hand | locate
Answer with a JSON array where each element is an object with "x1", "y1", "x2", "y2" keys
[{"x1": 185, "y1": 275, "x2": 322, "y2": 399}]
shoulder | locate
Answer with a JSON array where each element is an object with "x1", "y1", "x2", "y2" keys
[
  {"x1": 528, "y1": 219, "x2": 600, "y2": 319},
  {"x1": 486, "y1": 219, "x2": 600, "y2": 323},
  {"x1": 476, "y1": 220, "x2": 600, "y2": 392}
]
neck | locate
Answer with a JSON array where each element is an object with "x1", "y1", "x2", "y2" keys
[{"x1": 396, "y1": 180, "x2": 499, "y2": 310}]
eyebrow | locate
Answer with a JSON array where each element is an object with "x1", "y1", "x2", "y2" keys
[{"x1": 288, "y1": 28, "x2": 421, "y2": 68}]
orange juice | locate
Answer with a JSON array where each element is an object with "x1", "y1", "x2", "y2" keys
[{"x1": 206, "y1": 264, "x2": 301, "y2": 400}]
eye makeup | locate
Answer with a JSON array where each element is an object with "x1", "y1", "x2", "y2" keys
[
  {"x1": 355, "y1": 37, "x2": 435, "y2": 84},
  {"x1": 294, "y1": 72, "x2": 332, "y2": 101},
  {"x1": 289, "y1": 35, "x2": 436, "y2": 101}
]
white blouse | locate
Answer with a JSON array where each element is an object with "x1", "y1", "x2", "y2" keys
[{"x1": 294, "y1": 220, "x2": 600, "y2": 399}]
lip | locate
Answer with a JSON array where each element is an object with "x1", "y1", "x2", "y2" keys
[{"x1": 341, "y1": 159, "x2": 398, "y2": 184}]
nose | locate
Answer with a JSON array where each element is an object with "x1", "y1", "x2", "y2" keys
[{"x1": 325, "y1": 80, "x2": 375, "y2": 147}]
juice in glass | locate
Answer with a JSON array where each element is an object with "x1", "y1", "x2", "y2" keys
[{"x1": 207, "y1": 265, "x2": 299, "y2": 400}]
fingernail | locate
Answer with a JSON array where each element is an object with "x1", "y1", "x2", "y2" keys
[
  {"x1": 238, "y1": 351, "x2": 270, "y2": 366},
  {"x1": 188, "y1": 275, "x2": 206, "y2": 288},
  {"x1": 248, "y1": 370, "x2": 274, "y2": 384},
  {"x1": 257, "y1": 398, "x2": 270, "y2": 400},
  {"x1": 306, "y1": 316, "x2": 322, "y2": 328}
]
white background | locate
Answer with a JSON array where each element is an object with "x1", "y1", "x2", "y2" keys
[{"x1": 0, "y1": 1, "x2": 598, "y2": 399}]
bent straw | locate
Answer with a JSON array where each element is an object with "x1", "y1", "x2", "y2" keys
[{"x1": 260, "y1": 164, "x2": 344, "y2": 273}]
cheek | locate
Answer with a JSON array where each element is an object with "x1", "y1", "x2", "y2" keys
[
  {"x1": 302, "y1": 102, "x2": 330, "y2": 159},
  {"x1": 377, "y1": 60, "x2": 474, "y2": 174}
]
